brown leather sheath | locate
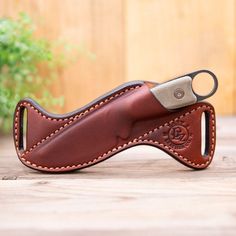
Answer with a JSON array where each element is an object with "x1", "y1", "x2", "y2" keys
[{"x1": 13, "y1": 80, "x2": 216, "y2": 173}]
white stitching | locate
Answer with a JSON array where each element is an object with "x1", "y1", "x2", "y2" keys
[
  {"x1": 14, "y1": 85, "x2": 141, "y2": 156},
  {"x1": 15, "y1": 94, "x2": 215, "y2": 171},
  {"x1": 16, "y1": 105, "x2": 215, "y2": 170}
]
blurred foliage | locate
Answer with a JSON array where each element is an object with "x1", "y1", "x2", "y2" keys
[{"x1": 0, "y1": 13, "x2": 67, "y2": 134}]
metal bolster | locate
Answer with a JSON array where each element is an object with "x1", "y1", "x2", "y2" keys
[{"x1": 150, "y1": 70, "x2": 218, "y2": 110}]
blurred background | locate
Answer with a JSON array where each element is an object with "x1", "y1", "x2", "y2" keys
[
  {"x1": 1, "y1": 2, "x2": 236, "y2": 235},
  {"x1": 0, "y1": 0, "x2": 235, "y2": 133}
]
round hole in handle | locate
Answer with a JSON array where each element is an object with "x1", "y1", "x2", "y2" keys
[{"x1": 191, "y1": 70, "x2": 218, "y2": 100}]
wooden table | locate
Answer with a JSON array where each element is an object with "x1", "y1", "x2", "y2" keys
[{"x1": 0, "y1": 117, "x2": 235, "y2": 236}]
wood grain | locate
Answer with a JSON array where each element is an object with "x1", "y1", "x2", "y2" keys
[
  {"x1": 0, "y1": 0, "x2": 125, "y2": 113},
  {"x1": 0, "y1": 0, "x2": 235, "y2": 114},
  {"x1": 0, "y1": 117, "x2": 236, "y2": 236},
  {"x1": 125, "y1": 0, "x2": 236, "y2": 115}
]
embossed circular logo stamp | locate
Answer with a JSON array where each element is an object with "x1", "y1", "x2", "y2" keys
[
  {"x1": 168, "y1": 125, "x2": 189, "y2": 145},
  {"x1": 163, "y1": 121, "x2": 192, "y2": 150}
]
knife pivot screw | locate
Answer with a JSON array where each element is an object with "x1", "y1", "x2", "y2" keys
[{"x1": 174, "y1": 88, "x2": 185, "y2": 99}]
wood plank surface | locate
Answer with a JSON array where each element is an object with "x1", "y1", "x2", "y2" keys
[
  {"x1": 0, "y1": 0, "x2": 236, "y2": 115},
  {"x1": 0, "y1": 117, "x2": 236, "y2": 236},
  {"x1": 0, "y1": 0, "x2": 125, "y2": 113},
  {"x1": 125, "y1": 0, "x2": 236, "y2": 115}
]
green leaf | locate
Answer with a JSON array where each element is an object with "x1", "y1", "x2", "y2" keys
[{"x1": 0, "y1": 12, "x2": 92, "y2": 134}]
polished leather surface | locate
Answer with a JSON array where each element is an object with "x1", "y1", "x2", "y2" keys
[{"x1": 13, "y1": 81, "x2": 216, "y2": 172}]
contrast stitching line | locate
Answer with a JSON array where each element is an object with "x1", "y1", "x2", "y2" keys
[
  {"x1": 14, "y1": 85, "x2": 142, "y2": 156},
  {"x1": 15, "y1": 103, "x2": 215, "y2": 171},
  {"x1": 140, "y1": 105, "x2": 215, "y2": 167}
]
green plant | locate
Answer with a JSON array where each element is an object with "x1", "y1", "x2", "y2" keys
[{"x1": 0, "y1": 13, "x2": 64, "y2": 134}]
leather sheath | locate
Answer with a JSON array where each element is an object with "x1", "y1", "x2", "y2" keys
[{"x1": 13, "y1": 80, "x2": 216, "y2": 173}]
